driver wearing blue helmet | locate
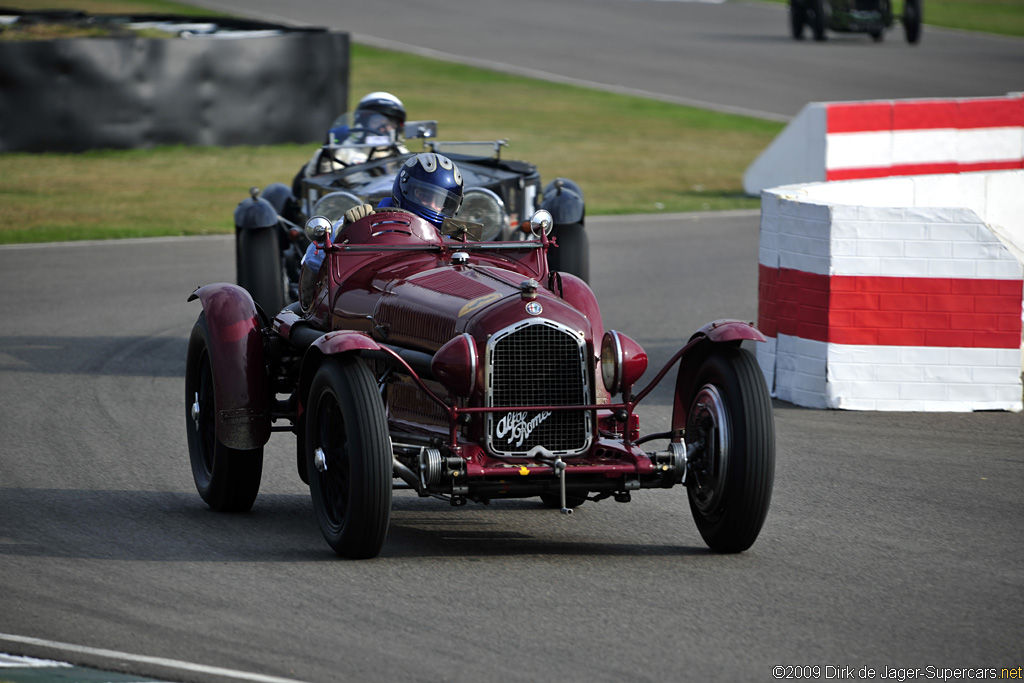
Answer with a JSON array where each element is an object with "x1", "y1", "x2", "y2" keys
[
  {"x1": 377, "y1": 152, "x2": 464, "y2": 229},
  {"x1": 299, "y1": 153, "x2": 464, "y2": 303}
]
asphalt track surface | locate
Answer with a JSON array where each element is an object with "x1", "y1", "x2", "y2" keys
[
  {"x1": 0, "y1": 213, "x2": 1022, "y2": 683},
  {"x1": 2, "y1": 2, "x2": 1023, "y2": 680},
  {"x1": 191, "y1": 0, "x2": 1024, "y2": 120}
]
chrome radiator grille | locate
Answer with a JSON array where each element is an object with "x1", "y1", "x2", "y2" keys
[{"x1": 485, "y1": 320, "x2": 591, "y2": 457}]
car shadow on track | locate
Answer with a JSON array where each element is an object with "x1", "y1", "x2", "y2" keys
[{"x1": 0, "y1": 488, "x2": 710, "y2": 561}]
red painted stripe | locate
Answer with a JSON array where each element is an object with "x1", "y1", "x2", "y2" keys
[
  {"x1": 892, "y1": 100, "x2": 958, "y2": 131},
  {"x1": 757, "y1": 266, "x2": 1023, "y2": 348},
  {"x1": 826, "y1": 102, "x2": 892, "y2": 134},
  {"x1": 825, "y1": 95, "x2": 1024, "y2": 134},
  {"x1": 958, "y1": 97, "x2": 1024, "y2": 129},
  {"x1": 826, "y1": 159, "x2": 1022, "y2": 181},
  {"x1": 826, "y1": 166, "x2": 897, "y2": 181},
  {"x1": 959, "y1": 159, "x2": 1024, "y2": 173}
]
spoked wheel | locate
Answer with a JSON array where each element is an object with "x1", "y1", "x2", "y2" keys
[
  {"x1": 903, "y1": 0, "x2": 922, "y2": 43},
  {"x1": 684, "y1": 348, "x2": 775, "y2": 553},
  {"x1": 547, "y1": 222, "x2": 590, "y2": 283},
  {"x1": 185, "y1": 312, "x2": 264, "y2": 512},
  {"x1": 789, "y1": 0, "x2": 806, "y2": 39},
  {"x1": 809, "y1": 0, "x2": 828, "y2": 40},
  {"x1": 237, "y1": 226, "x2": 287, "y2": 316},
  {"x1": 306, "y1": 357, "x2": 392, "y2": 559}
]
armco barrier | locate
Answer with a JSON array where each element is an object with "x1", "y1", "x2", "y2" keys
[
  {"x1": 757, "y1": 170, "x2": 1024, "y2": 412},
  {"x1": 743, "y1": 94, "x2": 1024, "y2": 196}
]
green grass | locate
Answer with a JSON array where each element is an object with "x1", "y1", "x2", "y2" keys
[
  {"x1": 0, "y1": 38, "x2": 782, "y2": 244},
  {"x1": 1, "y1": 0, "x2": 1017, "y2": 243}
]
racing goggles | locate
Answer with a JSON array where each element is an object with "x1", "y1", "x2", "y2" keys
[{"x1": 405, "y1": 177, "x2": 462, "y2": 216}]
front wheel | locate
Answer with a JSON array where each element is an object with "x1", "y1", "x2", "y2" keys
[
  {"x1": 306, "y1": 357, "x2": 392, "y2": 559},
  {"x1": 684, "y1": 348, "x2": 774, "y2": 553},
  {"x1": 789, "y1": 0, "x2": 806, "y2": 39},
  {"x1": 185, "y1": 312, "x2": 264, "y2": 512},
  {"x1": 237, "y1": 226, "x2": 287, "y2": 315},
  {"x1": 547, "y1": 222, "x2": 590, "y2": 283}
]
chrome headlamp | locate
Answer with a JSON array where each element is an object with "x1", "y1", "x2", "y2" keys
[
  {"x1": 600, "y1": 330, "x2": 648, "y2": 396},
  {"x1": 456, "y1": 188, "x2": 508, "y2": 241}
]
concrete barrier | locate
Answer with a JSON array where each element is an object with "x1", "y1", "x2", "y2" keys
[
  {"x1": 744, "y1": 94, "x2": 1024, "y2": 196},
  {"x1": 757, "y1": 170, "x2": 1024, "y2": 412}
]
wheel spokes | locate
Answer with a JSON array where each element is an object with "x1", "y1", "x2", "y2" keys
[
  {"x1": 314, "y1": 394, "x2": 351, "y2": 528},
  {"x1": 687, "y1": 383, "x2": 731, "y2": 513},
  {"x1": 197, "y1": 351, "x2": 216, "y2": 474}
]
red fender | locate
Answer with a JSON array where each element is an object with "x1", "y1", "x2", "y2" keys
[
  {"x1": 672, "y1": 319, "x2": 766, "y2": 439},
  {"x1": 689, "y1": 318, "x2": 766, "y2": 344},
  {"x1": 188, "y1": 283, "x2": 270, "y2": 450},
  {"x1": 297, "y1": 330, "x2": 383, "y2": 413}
]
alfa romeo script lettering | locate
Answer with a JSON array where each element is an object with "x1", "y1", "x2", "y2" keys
[{"x1": 496, "y1": 410, "x2": 552, "y2": 447}]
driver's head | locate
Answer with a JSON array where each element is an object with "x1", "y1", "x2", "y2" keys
[
  {"x1": 391, "y1": 153, "x2": 464, "y2": 229},
  {"x1": 354, "y1": 91, "x2": 406, "y2": 136}
]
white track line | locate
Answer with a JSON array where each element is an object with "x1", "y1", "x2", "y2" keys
[{"x1": 0, "y1": 633, "x2": 311, "y2": 683}]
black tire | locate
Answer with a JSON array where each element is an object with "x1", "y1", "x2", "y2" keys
[
  {"x1": 789, "y1": 0, "x2": 806, "y2": 39},
  {"x1": 237, "y1": 226, "x2": 286, "y2": 315},
  {"x1": 684, "y1": 347, "x2": 774, "y2": 553},
  {"x1": 903, "y1": 0, "x2": 921, "y2": 43},
  {"x1": 809, "y1": 0, "x2": 828, "y2": 40},
  {"x1": 539, "y1": 492, "x2": 587, "y2": 509},
  {"x1": 306, "y1": 357, "x2": 392, "y2": 559},
  {"x1": 185, "y1": 312, "x2": 264, "y2": 512},
  {"x1": 547, "y1": 222, "x2": 590, "y2": 283},
  {"x1": 869, "y1": 28, "x2": 884, "y2": 41}
]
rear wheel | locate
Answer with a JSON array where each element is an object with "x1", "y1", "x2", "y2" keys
[
  {"x1": 547, "y1": 222, "x2": 590, "y2": 283},
  {"x1": 789, "y1": 0, "x2": 806, "y2": 39},
  {"x1": 684, "y1": 348, "x2": 774, "y2": 553},
  {"x1": 306, "y1": 357, "x2": 392, "y2": 559},
  {"x1": 185, "y1": 312, "x2": 264, "y2": 512},
  {"x1": 809, "y1": 0, "x2": 828, "y2": 40},
  {"x1": 903, "y1": 0, "x2": 922, "y2": 43},
  {"x1": 237, "y1": 226, "x2": 286, "y2": 315}
]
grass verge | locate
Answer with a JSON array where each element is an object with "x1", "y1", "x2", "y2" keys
[
  {"x1": 5, "y1": 0, "x2": 1019, "y2": 244},
  {"x1": 0, "y1": 38, "x2": 781, "y2": 244}
]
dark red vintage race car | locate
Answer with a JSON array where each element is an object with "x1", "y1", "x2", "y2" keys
[{"x1": 185, "y1": 208, "x2": 775, "y2": 559}]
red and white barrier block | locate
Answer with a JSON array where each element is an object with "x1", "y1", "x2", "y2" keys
[
  {"x1": 744, "y1": 94, "x2": 1024, "y2": 195},
  {"x1": 757, "y1": 171, "x2": 1024, "y2": 411}
]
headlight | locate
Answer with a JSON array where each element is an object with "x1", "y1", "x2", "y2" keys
[
  {"x1": 312, "y1": 191, "x2": 363, "y2": 225},
  {"x1": 431, "y1": 333, "x2": 478, "y2": 397},
  {"x1": 600, "y1": 331, "x2": 648, "y2": 395},
  {"x1": 456, "y1": 188, "x2": 508, "y2": 241}
]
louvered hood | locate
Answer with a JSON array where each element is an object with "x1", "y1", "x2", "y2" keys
[{"x1": 372, "y1": 264, "x2": 592, "y2": 354}]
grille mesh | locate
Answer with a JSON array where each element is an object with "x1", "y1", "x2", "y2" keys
[{"x1": 487, "y1": 321, "x2": 590, "y2": 456}]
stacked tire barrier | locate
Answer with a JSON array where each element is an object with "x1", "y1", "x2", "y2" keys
[
  {"x1": 744, "y1": 93, "x2": 1024, "y2": 195},
  {"x1": 757, "y1": 170, "x2": 1023, "y2": 411},
  {"x1": 0, "y1": 11, "x2": 349, "y2": 152}
]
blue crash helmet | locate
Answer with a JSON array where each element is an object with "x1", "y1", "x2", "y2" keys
[{"x1": 391, "y1": 153, "x2": 464, "y2": 228}]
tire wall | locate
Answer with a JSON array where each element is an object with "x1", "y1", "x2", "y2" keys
[{"x1": 0, "y1": 29, "x2": 349, "y2": 152}]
